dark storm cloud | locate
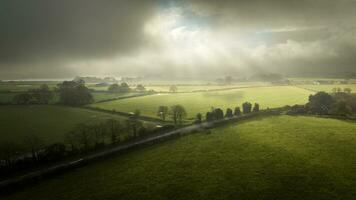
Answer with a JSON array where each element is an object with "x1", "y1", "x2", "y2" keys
[
  {"x1": 1, "y1": 0, "x2": 356, "y2": 78},
  {"x1": 187, "y1": 0, "x2": 356, "y2": 28},
  {"x1": 185, "y1": 0, "x2": 356, "y2": 75},
  {"x1": 0, "y1": 0, "x2": 155, "y2": 64}
]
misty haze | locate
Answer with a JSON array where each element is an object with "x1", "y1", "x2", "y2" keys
[{"x1": 0, "y1": 1, "x2": 356, "y2": 200}]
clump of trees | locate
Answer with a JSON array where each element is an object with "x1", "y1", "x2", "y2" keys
[
  {"x1": 225, "y1": 108, "x2": 233, "y2": 118},
  {"x1": 157, "y1": 105, "x2": 187, "y2": 125},
  {"x1": 242, "y1": 102, "x2": 252, "y2": 114},
  {"x1": 108, "y1": 82, "x2": 131, "y2": 93},
  {"x1": 206, "y1": 108, "x2": 224, "y2": 122},
  {"x1": 205, "y1": 102, "x2": 261, "y2": 122},
  {"x1": 13, "y1": 84, "x2": 53, "y2": 105},
  {"x1": 57, "y1": 80, "x2": 93, "y2": 105},
  {"x1": 234, "y1": 107, "x2": 242, "y2": 116},
  {"x1": 289, "y1": 91, "x2": 356, "y2": 117}
]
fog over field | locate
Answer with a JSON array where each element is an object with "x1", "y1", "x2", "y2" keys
[{"x1": 0, "y1": 0, "x2": 356, "y2": 79}]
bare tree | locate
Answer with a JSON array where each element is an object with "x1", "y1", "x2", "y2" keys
[
  {"x1": 157, "y1": 106, "x2": 169, "y2": 121},
  {"x1": 0, "y1": 141, "x2": 23, "y2": 168},
  {"x1": 170, "y1": 105, "x2": 187, "y2": 125},
  {"x1": 23, "y1": 134, "x2": 45, "y2": 162},
  {"x1": 106, "y1": 119, "x2": 125, "y2": 144}
]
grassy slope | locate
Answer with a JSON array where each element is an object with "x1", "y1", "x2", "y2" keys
[
  {"x1": 0, "y1": 105, "x2": 128, "y2": 144},
  {"x1": 91, "y1": 86, "x2": 312, "y2": 120},
  {"x1": 5, "y1": 115, "x2": 356, "y2": 200}
]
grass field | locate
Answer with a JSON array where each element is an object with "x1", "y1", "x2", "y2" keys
[
  {"x1": 5, "y1": 115, "x2": 356, "y2": 200},
  {"x1": 0, "y1": 92, "x2": 141, "y2": 104},
  {"x1": 145, "y1": 82, "x2": 269, "y2": 93},
  {"x1": 91, "y1": 86, "x2": 313, "y2": 120},
  {"x1": 0, "y1": 105, "x2": 131, "y2": 144}
]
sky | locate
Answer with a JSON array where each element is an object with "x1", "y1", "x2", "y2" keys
[{"x1": 0, "y1": 0, "x2": 356, "y2": 79}]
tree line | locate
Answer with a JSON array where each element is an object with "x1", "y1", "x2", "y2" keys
[
  {"x1": 204, "y1": 102, "x2": 260, "y2": 122},
  {"x1": 0, "y1": 113, "x2": 157, "y2": 177},
  {"x1": 12, "y1": 79, "x2": 93, "y2": 106},
  {"x1": 156, "y1": 102, "x2": 260, "y2": 125},
  {"x1": 12, "y1": 80, "x2": 153, "y2": 105},
  {"x1": 108, "y1": 82, "x2": 147, "y2": 93}
]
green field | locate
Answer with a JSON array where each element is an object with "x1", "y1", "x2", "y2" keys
[
  {"x1": 0, "y1": 105, "x2": 130, "y2": 144},
  {"x1": 145, "y1": 82, "x2": 269, "y2": 93},
  {"x1": 91, "y1": 92, "x2": 142, "y2": 102},
  {"x1": 0, "y1": 92, "x2": 140, "y2": 104},
  {"x1": 5, "y1": 115, "x2": 356, "y2": 200},
  {"x1": 91, "y1": 86, "x2": 313, "y2": 120}
]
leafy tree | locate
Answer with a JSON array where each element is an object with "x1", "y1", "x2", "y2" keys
[
  {"x1": 307, "y1": 92, "x2": 334, "y2": 115},
  {"x1": 57, "y1": 80, "x2": 93, "y2": 105},
  {"x1": 170, "y1": 105, "x2": 187, "y2": 125},
  {"x1": 29, "y1": 84, "x2": 53, "y2": 104},
  {"x1": 169, "y1": 85, "x2": 178, "y2": 93},
  {"x1": 253, "y1": 103, "x2": 260, "y2": 112},
  {"x1": 330, "y1": 100, "x2": 353, "y2": 116},
  {"x1": 120, "y1": 82, "x2": 130, "y2": 93},
  {"x1": 206, "y1": 112, "x2": 214, "y2": 122},
  {"x1": 234, "y1": 107, "x2": 242, "y2": 116},
  {"x1": 344, "y1": 88, "x2": 352, "y2": 94},
  {"x1": 242, "y1": 102, "x2": 252, "y2": 114},
  {"x1": 195, "y1": 113, "x2": 202, "y2": 123},
  {"x1": 224, "y1": 76, "x2": 234, "y2": 85},
  {"x1": 212, "y1": 108, "x2": 224, "y2": 120},
  {"x1": 225, "y1": 108, "x2": 233, "y2": 118},
  {"x1": 108, "y1": 83, "x2": 120, "y2": 93},
  {"x1": 136, "y1": 84, "x2": 146, "y2": 92},
  {"x1": 157, "y1": 106, "x2": 169, "y2": 121}
]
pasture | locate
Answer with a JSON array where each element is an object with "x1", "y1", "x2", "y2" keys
[
  {"x1": 144, "y1": 82, "x2": 269, "y2": 93},
  {"x1": 91, "y1": 86, "x2": 313, "y2": 120},
  {"x1": 0, "y1": 105, "x2": 130, "y2": 144},
  {"x1": 5, "y1": 115, "x2": 356, "y2": 200}
]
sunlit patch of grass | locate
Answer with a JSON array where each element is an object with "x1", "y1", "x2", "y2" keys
[
  {"x1": 5, "y1": 115, "x2": 356, "y2": 200},
  {"x1": 91, "y1": 86, "x2": 312, "y2": 120}
]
